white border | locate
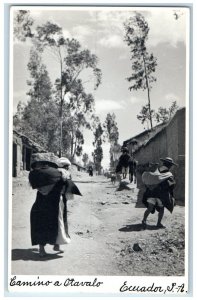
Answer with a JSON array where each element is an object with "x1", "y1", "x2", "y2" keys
[
  {"x1": 185, "y1": 4, "x2": 190, "y2": 293},
  {"x1": 3, "y1": 1, "x2": 194, "y2": 298},
  {"x1": 8, "y1": 6, "x2": 14, "y2": 291}
]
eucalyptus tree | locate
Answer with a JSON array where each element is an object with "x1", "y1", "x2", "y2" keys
[
  {"x1": 155, "y1": 101, "x2": 179, "y2": 124},
  {"x1": 124, "y1": 13, "x2": 157, "y2": 129},
  {"x1": 13, "y1": 49, "x2": 62, "y2": 152},
  {"x1": 92, "y1": 116, "x2": 104, "y2": 174},
  {"x1": 137, "y1": 101, "x2": 179, "y2": 130},
  {"x1": 137, "y1": 104, "x2": 155, "y2": 130},
  {"x1": 14, "y1": 10, "x2": 34, "y2": 41},
  {"x1": 63, "y1": 78, "x2": 95, "y2": 158},
  {"x1": 103, "y1": 113, "x2": 119, "y2": 144},
  {"x1": 103, "y1": 113, "x2": 120, "y2": 168},
  {"x1": 14, "y1": 11, "x2": 102, "y2": 157},
  {"x1": 33, "y1": 22, "x2": 101, "y2": 156}
]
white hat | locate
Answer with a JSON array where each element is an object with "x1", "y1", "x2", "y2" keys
[{"x1": 58, "y1": 157, "x2": 71, "y2": 168}]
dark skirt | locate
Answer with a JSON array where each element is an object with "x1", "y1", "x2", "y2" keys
[{"x1": 30, "y1": 183, "x2": 63, "y2": 246}]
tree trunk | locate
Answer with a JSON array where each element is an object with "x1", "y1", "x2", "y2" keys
[
  {"x1": 59, "y1": 118, "x2": 63, "y2": 158},
  {"x1": 142, "y1": 55, "x2": 153, "y2": 130},
  {"x1": 147, "y1": 86, "x2": 153, "y2": 129},
  {"x1": 73, "y1": 138, "x2": 77, "y2": 158},
  {"x1": 59, "y1": 51, "x2": 63, "y2": 158},
  {"x1": 71, "y1": 129, "x2": 74, "y2": 157}
]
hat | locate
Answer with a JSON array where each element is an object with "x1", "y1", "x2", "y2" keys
[
  {"x1": 58, "y1": 157, "x2": 71, "y2": 168},
  {"x1": 160, "y1": 157, "x2": 178, "y2": 166},
  {"x1": 30, "y1": 152, "x2": 59, "y2": 169}
]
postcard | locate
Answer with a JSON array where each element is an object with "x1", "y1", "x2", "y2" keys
[{"x1": 7, "y1": 3, "x2": 191, "y2": 297}]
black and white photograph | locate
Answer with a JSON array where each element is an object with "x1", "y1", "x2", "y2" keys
[{"x1": 8, "y1": 4, "x2": 191, "y2": 296}]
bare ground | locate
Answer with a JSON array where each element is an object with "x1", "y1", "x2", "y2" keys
[{"x1": 11, "y1": 170, "x2": 185, "y2": 276}]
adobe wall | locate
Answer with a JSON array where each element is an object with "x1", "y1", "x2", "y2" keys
[
  {"x1": 13, "y1": 133, "x2": 23, "y2": 177},
  {"x1": 132, "y1": 108, "x2": 185, "y2": 204}
]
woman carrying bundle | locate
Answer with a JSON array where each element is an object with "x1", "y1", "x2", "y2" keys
[{"x1": 29, "y1": 153, "x2": 82, "y2": 257}]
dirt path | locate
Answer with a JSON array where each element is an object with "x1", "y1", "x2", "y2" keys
[{"x1": 11, "y1": 171, "x2": 185, "y2": 276}]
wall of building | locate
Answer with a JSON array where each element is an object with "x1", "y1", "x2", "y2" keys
[
  {"x1": 125, "y1": 124, "x2": 166, "y2": 157},
  {"x1": 13, "y1": 134, "x2": 23, "y2": 177},
  {"x1": 13, "y1": 131, "x2": 46, "y2": 177},
  {"x1": 125, "y1": 108, "x2": 186, "y2": 203},
  {"x1": 172, "y1": 108, "x2": 186, "y2": 203}
]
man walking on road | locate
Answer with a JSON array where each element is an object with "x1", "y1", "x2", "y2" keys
[
  {"x1": 116, "y1": 147, "x2": 132, "y2": 179},
  {"x1": 141, "y1": 157, "x2": 177, "y2": 229}
]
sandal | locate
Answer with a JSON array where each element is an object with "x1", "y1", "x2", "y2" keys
[
  {"x1": 53, "y1": 245, "x2": 64, "y2": 253},
  {"x1": 39, "y1": 245, "x2": 47, "y2": 257},
  {"x1": 39, "y1": 250, "x2": 47, "y2": 257}
]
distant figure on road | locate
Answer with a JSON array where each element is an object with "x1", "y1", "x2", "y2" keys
[
  {"x1": 110, "y1": 173, "x2": 116, "y2": 184},
  {"x1": 88, "y1": 165, "x2": 93, "y2": 177},
  {"x1": 29, "y1": 153, "x2": 82, "y2": 257},
  {"x1": 141, "y1": 157, "x2": 177, "y2": 229}
]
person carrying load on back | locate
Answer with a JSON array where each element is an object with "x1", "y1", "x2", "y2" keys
[
  {"x1": 141, "y1": 157, "x2": 177, "y2": 229},
  {"x1": 29, "y1": 153, "x2": 82, "y2": 257},
  {"x1": 116, "y1": 146, "x2": 132, "y2": 179}
]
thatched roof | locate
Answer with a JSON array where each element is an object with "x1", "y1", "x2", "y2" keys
[
  {"x1": 124, "y1": 107, "x2": 185, "y2": 153},
  {"x1": 13, "y1": 129, "x2": 46, "y2": 152}
]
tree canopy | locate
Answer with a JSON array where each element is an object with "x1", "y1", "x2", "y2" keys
[
  {"x1": 92, "y1": 116, "x2": 104, "y2": 173},
  {"x1": 13, "y1": 10, "x2": 102, "y2": 159},
  {"x1": 103, "y1": 113, "x2": 119, "y2": 144}
]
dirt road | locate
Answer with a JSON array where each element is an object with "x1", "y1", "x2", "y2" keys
[{"x1": 11, "y1": 170, "x2": 185, "y2": 276}]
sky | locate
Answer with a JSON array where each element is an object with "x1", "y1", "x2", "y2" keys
[{"x1": 12, "y1": 6, "x2": 189, "y2": 168}]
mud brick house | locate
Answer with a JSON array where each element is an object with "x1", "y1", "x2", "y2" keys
[
  {"x1": 12, "y1": 130, "x2": 46, "y2": 177},
  {"x1": 123, "y1": 107, "x2": 186, "y2": 203}
]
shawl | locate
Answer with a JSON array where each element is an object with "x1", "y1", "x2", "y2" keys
[
  {"x1": 142, "y1": 168, "x2": 173, "y2": 186},
  {"x1": 29, "y1": 167, "x2": 82, "y2": 197},
  {"x1": 29, "y1": 167, "x2": 62, "y2": 189},
  {"x1": 64, "y1": 179, "x2": 82, "y2": 196}
]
